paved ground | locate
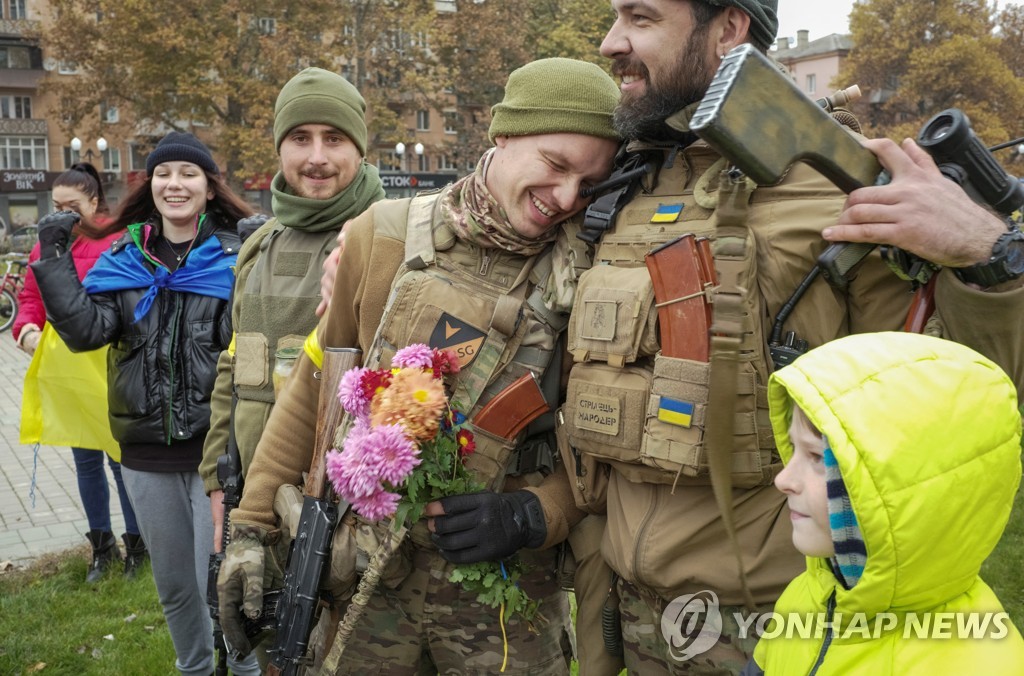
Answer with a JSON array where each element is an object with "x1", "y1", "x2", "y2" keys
[{"x1": 0, "y1": 331, "x2": 125, "y2": 568}]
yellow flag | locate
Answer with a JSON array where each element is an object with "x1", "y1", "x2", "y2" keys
[{"x1": 20, "y1": 324, "x2": 120, "y2": 462}]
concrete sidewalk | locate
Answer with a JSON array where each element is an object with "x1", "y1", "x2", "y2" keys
[{"x1": 0, "y1": 332, "x2": 125, "y2": 568}]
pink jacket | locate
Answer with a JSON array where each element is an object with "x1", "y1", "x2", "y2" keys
[{"x1": 13, "y1": 226, "x2": 123, "y2": 342}]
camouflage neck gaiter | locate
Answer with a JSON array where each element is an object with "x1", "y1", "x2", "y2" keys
[{"x1": 441, "y1": 149, "x2": 558, "y2": 257}]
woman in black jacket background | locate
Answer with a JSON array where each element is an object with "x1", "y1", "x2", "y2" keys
[{"x1": 31, "y1": 132, "x2": 261, "y2": 676}]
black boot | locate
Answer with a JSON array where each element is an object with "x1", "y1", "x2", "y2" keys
[
  {"x1": 85, "y1": 530, "x2": 121, "y2": 583},
  {"x1": 122, "y1": 533, "x2": 148, "y2": 579}
]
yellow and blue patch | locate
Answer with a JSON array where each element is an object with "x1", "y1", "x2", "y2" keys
[
  {"x1": 657, "y1": 396, "x2": 695, "y2": 428},
  {"x1": 651, "y1": 203, "x2": 684, "y2": 223}
]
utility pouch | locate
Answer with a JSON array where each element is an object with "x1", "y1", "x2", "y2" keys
[
  {"x1": 563, "y1": 362, "x2": 651, "y2": 466},
  {"x1": 568, "y1": 266, "x2": 658, "y2": 366},
  {"x1": 234, "y1": 332, "x2": 269, "y2": 388},
  {"x1": 556, "y1": 407, "x2": 610, "y2": 512},
  {"x1": 463, "y1": 423, "x2": 518, "y2": 493},
  {"x1": 641, "y1": 353, "x2": 772, "y2": 487}
]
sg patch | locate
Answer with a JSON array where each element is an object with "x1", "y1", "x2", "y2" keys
[{"x1": 429, "y1": 313, "x2": 486, "y2": 368}]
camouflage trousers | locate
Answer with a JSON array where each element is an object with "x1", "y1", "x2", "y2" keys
[
  {"x1": 310, "y1": 543, "x2": 573, "y2": 675},
  {"x1": 616, "y1": 579, "x2": 773, "y2": 675}
]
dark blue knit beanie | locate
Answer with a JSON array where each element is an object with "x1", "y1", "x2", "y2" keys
[{"x1": 146, "y1": 132, "x2": 219, "y2": 177}]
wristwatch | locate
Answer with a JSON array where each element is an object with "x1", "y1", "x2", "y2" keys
[{"x1": 952, "y1": 225, "x2": 1024, "y2": 287}]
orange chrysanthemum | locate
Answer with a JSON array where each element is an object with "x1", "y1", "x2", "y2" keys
[{"x1": 371, "y1": 368, "x2": 446, "y2": 442}]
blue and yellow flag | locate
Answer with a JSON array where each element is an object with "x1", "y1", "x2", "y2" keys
[
  {"x1": 658, "y1": 396, "x2": 695, "y2": 428},
  {"x1": 651, "y1": 203, "x2": 683, "y2": 223}
]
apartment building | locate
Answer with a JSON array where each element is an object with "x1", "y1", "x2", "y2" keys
[{"x1": 773, "y1": 29, "x2": 853, "y2": 102}]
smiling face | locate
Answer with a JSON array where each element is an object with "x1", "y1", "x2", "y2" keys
[
  {"x1": 601, "y1": 0, "x2": 724, "y2": 140},
  {"x1": 775, "y1": 405, "x2": 834, "y2": 558},
  {"x1": 485, "y1": 132, "x2": 618, "y2": 239},
  {"x1": 52, "y1": 185, "x2": 99, "y2": 228},
  {"x1": 279, "y1": 123, "x2": 362, "y2": 200},
  {"x1": 150, "y1": 161, "x2": 212, "y2": 235}
]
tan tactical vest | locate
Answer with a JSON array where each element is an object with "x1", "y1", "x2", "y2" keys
[
  {"x1": 361, "y1": 190, "x2": 579, "y2": 490},
  {"x1": 563, "y1": 141, "x2": 777, "y2": 489},
  {"x1": 233, "y1": 222, "x2": 338, "y2": 403}
]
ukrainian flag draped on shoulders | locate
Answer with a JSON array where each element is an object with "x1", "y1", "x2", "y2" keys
[{"x1": 83, "y1": 214, "x2": 236, "y2": 322}]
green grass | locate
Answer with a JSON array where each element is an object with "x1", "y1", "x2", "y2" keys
[
  {"x1": 3, "y1": 486, "x2": 1023, "y2": 676},
  {"x1": 0, "y1": 545, "x2": 176, "y2": 675}
]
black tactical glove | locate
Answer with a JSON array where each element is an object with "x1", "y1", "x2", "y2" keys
[
  {"x1": 37, "y1": 210, "x2": 80, "y2": 258},
  {"x1": 236, "y1": 214, "x2": 270, "y2": 244},
  {"x1": 432, "y1": 490, "x2": 547, "y2": 564}
]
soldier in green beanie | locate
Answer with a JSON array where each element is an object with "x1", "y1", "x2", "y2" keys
[
  {"x1": 560, "y1": 1, "x2": 1024, "y2": 675},
  {"x1": 200, "y1": 66, "x2": 385, "y2": 666},
  {"x1": 218, "y1": 57, "x2": 620, "y2": 674}
]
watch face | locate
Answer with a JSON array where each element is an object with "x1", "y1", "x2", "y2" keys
[{"x1": 1006, "y1": 238, "x2": 1024, "y2": 275}]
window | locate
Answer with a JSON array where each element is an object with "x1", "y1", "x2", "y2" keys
[
  {"x1": 438, "y1": 155, "x2": 457, "y2": 172},
  {"x1": 0, "y1": 137, "x2": 47, "y2": 170},
  {"x1": 416, "y1": 110, "x2": 430, "y2": 131},
  {"x1": 0, "y1": 46, "x2": 31, "y2": 69},
  {"x1": 805, "y1": 74, "x2": 816, "y2": 95},
  {"x1": 340, "y1": 64, "x2": 354, "y2": 82},
  {"x1": 257, "y1": 17, "x2": 277, "y2": 35},
  {"x1": 103, "y1": 147, "x2": 121, "y2": 173},
  {"x1": 101, "y1": 102, "x2": 119, "y2": 123},
  {"x1": 378, "y1": 150, "x2": 401, "y2": 172},
  {"x1": 0, "y1": 95, "x2": 31, "y2": 119},
  {"x1": 8, "y1": 0, "x2": 27, "y2": 20},
  {"x1": 417, "y1": 153, "x2": 429, "y2": 172},
  {"x1": 58, "y1": 60, "x2": 78, "y2": 74},
  {"x1": 129, "y1": 142, "x2": 152, "y2": 171},
  {"x1": 444, "y1": 111, "x2": 458, "y2": 134}
]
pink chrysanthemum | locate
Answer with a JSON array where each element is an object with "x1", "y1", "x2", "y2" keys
[
  {"x1": 326, "y1": 423, "x2": 386, "y2": 501},
  {"x1": 354, "y1": 487, "x2": 402, "y2": 521},
  {"x1": 393, "y1": 343, "x2": 434, "y2": 369},
  {"x1": 364, "y1": 424, "x2": 421, "y2": 485},
  {"x1": 338, "y1": 367, "x2": 372, "y2": 418}
]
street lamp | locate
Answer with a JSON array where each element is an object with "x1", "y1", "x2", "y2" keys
[
  {"x1": 394, "y1": 142, "x2": 425, "y2": 172},
  {"x1": 70, "y1": 136, "x2": 108, "y2": 165}
]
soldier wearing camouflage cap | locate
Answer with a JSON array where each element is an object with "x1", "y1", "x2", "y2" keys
[
  {"x1": 563, "y1": 0, "x2": 1024, "y2": 674},
  {"x1": 219, "y1": 57, "x2": 621, "y2": 673}
]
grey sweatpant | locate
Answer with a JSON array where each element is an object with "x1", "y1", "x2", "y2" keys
[{"x1": 122, "y1": 467, "x2": 260, "y2": 676}]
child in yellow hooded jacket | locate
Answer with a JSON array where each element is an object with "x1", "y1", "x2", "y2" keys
[{"x1": 745, "y1": 331, "x2": 1024, "y2": 675}]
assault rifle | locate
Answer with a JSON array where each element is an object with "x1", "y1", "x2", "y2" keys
[
  {"x1": 207, "y1": 391, "x2": 244, "y2": 676},
  {"x1": 265, "y1": 347, "x2": 360, "y2": 676},
  {"x1": 689, "y1": 44, "x2": 1024, "y2": 292}
]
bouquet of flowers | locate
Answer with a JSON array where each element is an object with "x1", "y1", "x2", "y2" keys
[{"x1": 323, "y1": 343, "x2": 538, "y2": 648}]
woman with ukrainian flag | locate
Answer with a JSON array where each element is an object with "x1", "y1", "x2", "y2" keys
[
  {"x1": 15, "y1": 161, "x2": 144, "y2": 583},
  {"x1": 29, "y1": 132, "x2": 261, "y2": 676}
]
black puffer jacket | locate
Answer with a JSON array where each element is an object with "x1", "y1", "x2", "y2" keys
[{"x1": 31, "y1": 215, "x2": 239, "y2": 448}]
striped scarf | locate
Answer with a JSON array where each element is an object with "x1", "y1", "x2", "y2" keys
[{"x1": 824, "y1": 441, "x2": 867, "y2": 589}]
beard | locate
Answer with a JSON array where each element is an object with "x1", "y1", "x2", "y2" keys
[{"x1": 612, "y1": 28, "x2": 717, "y2": 142}]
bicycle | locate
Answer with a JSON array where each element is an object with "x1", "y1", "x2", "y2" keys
[{"x1": 0, "y1": 255, "x2": 27, "y2": 333}]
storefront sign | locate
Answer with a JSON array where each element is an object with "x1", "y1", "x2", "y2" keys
[{"x1": 0, "y1": 170, "x2": 60, "y2": 193}]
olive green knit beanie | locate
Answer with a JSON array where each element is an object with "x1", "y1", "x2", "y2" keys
[
  {"x1": 704, "y1": 0, "x2": 778, "y2": 51},
  {"x1": 273, "y1": 67, "x2": 368, "y2": 155},
  {"x1": 488, "y1": 58, "x2": 620, "y2": 143}
]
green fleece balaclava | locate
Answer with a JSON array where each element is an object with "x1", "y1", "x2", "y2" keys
[
  {"x1": 488, "y1": 58, "x2": 620, "y2": 143},
  {"x1": 273, "y1": 67, "x2": 368, "y2": 155},
  {"x1": 703, "y1": 0, "x2": 778, "y2": 51}
]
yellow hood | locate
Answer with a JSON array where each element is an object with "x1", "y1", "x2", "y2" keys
[{"x1": 767, "y1": 332, "x2": 1021, "y2": 618}]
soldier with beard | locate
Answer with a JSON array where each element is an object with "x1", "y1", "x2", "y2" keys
[{"x1": 560, "y1": 1, "x2": 1024, "y2": 674}]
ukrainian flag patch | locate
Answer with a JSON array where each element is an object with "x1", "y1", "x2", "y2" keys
[
  {"x1": 651, "y1": 203, "x2": 683, "y2": 223},
  {"x1": 658, "y1": 396, "x2": 695, "y2": 427}
]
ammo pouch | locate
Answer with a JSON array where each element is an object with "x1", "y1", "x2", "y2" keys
[
  {"x1": 568, "y1": 265, "x2": 658, "y2": 367},
  {"x1": 641, "y1": 353, "x2": 772, "y2": 487},
  {"x1": 271, "y1": 484, "x2": 412, "y2": 600}
]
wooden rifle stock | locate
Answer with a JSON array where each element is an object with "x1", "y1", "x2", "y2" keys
[
  {"x1": 903, "y1": 279, "x2": 938, "y2": 333},
  {"x1": 305, "y1": 347, "x2": 361, "y2": 498},
  {"x1": 645, "y1": 234, "x2": 712, "y2": 361},
  {"x1": 471, "y1": 372, "x2": 549, "y2": 440}
]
